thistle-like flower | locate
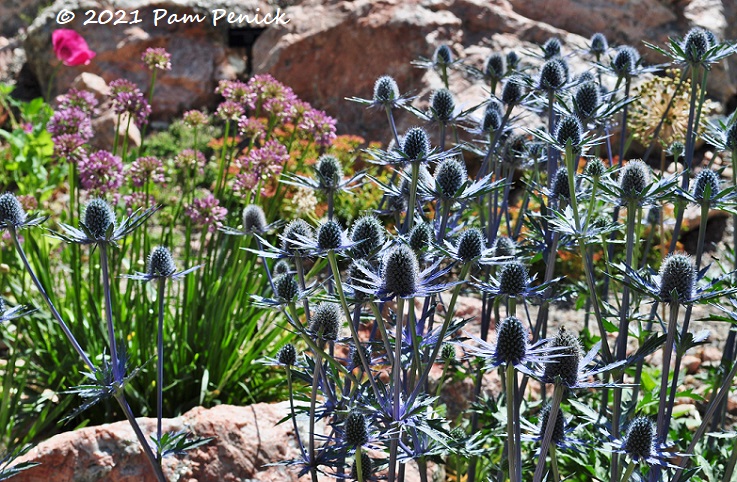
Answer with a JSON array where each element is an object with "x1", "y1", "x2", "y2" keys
[
  {"x1": 309, "y1": 302, "x2": 342, "y2": 341},
  {"x1": 501, "y1": 77, "x2": 526, "y2": 107},
  {"x1": 574, "y1": 81, "x2": 601, "y2": 121},
  {"x1": 542, "y1": 37, "x2": 562, "y2": 59},
  {"x1": 537, "y1": 58, "x2": 569, "y2": 91},
  {"x1": 54, "y1": 198, "x2": 158, "y2": 246},
  {"x1": 346, "y1": 75, "x2": 412, "y2": 109},
  {"x1": 692, "y1": 169, "x2": 720, "y2": 202},
  {"x1": 475, "y1": 260, "x2": 559, "y2": 302},
  {"x1": 610, "y1": 416, "x2": 682, "y2": 468},
  {"x1": 0, "y1": 192, "x2": 45, "y2": 231},
  {"x1": 492, "y1": 236, "x2": 516, "y2": 258},
  {"x1": 349, "y1": 216, "x2": 386, "y2": 259},
  {"x1": 659, "y1": 253, "x2": 695, "y2": 303},
  {"x1": 429, "y1": 89, "x2": 456, "y2": 123},
  {"x1": 124, "y1": 246, "x2": 200, "y2": 282},
  {"x1": 277, "y1": 343, "x2": 297, "y2": 366},
  {"x1": 589, "y1": 33, "x2": 608, "y2": 56},
  {"x1": 345, "y1": 410, "x2": 370, "y2": 447},
  {"x1": 281, "y1": 155, "x2": 364, "y2": 194},
  {"x1": 542, "y1": 327, "x2": 582, "y2": 387},
  {"x1": 647, "y1": 26, "x2": 736, "y2": 69},
  {"x1": 619, "y1": 160, "x2": 650, "y2": 200},
  {"x1": 551, "y1": 167, "x2": 571, "y2": 200},
  {"x1": 351, "y1": 452, "x2": 373, "y2": 481},
  {"x1": 484, "y1": 53, "x2": 506, "y2": 84},
  {"x1": 317, "y1": 220, "x2": 345, "y2": 251},
  {"x1": 408, "y1": 222, "x2": 433, "y2": 252}
]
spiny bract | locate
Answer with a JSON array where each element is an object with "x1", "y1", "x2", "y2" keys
[
  {"x1": 348, "y1": 259, "x2": 374, "y2": 300},
  {"x1": 682, "y1": 27, "x2": 712, "y2": 63},
  {"x1": 495, "y1": 316, "x2": 527, "y2": 365},
  {"x1": 382, "y1": 245, "x2": 419, "y2": 297},
  {"x1": 83, "y1": 198, "x2": 115, "y2": 239},
  {"x1": 147, "y1": 246, "x2": 176, "y2": 277}
]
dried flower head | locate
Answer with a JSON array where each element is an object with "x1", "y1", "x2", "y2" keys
[
  {"x1": 495, "y1": 316, "x2": 527, "y2": 365},
  {"x1": 382, "y1": 245, "x2": 420, "y2": 297}
]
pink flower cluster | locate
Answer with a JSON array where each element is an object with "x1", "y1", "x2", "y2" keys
[
  {"x1": 78, "y1": 150, "x2": 124, "y2": 194},
  {"x1": 184, "y1": 191, "x2": 227, "y2": 232},
  {"x1": 128, "y1": 156, "x2": 165, "y2": 187},
  {"x1": 56, "y1": 89, "x2": 98, "y2": 114},
  {"x1": 183, "y1": 110, "x2": 209, "y2": 128},
  {"x1": 141, "y1": 47, "x2": 172, "y2": 71},
  {"x1": 175, "y1": 149, "x2": 207, "y2": 176},
  {"x1": 49, "y1": 88, "x2": 98, "y2": 161},
  {"x1": 233, "y1": 140, "x2": 289, "y2": 196},
  {"x1": 109, "y1": 79, "x2": 151, "y2": 126},
  {"x1": 122, "y1": 192, "x2": 156, "y2": 216}
]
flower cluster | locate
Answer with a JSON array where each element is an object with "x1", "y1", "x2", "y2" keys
[
  {"x1": 128, "y1": 156, "x2": 165, "y2": 187},
  {"x1": 78, "y1": 150, "x2": 124, "y2": 194},
  {"x1": 109, "y1": 79, "x2": 151, "y2": 126},
  {"x1": 184, "y1": 191, "x2": 227, "y2": 232},
  {"x1": 141, "y1": 47, "x2": 172, "y2": 71}
]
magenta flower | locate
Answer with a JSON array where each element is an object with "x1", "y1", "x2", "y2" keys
[
  {"x1": 56, "y1": 89, "x2": 98, "y2": 114},
  {"x1": 128, "y1": 156, "x2": 165, "y2": 187},
  {"x1": 215, "y1": 80, "x2": 250, "y2": 104},
  {"x1": 237, "y1": 116, "x2": 266, "y2": 142},
  {"x1": 122, "y1": 192, "x2": 156, "y2": 216},
  {"x1": 299, "y1": 108, "x2": 337, "y2": 146},
  {"x1": 52, "y1": 29, "x2": 96, "y2": 66},
  {"x1": 109, "y1": 79, "x2": 151, "y2": 126},
  {"x1": 183, "y1": 110, "x2": 209, "y2": 128},
  {"x1": 47, "y1": 107, "x2": 93, "y2": 141},
  {"x1": 141, "y1": 47, "x2": 172, "y2": 71},
  {"x1": 78, "y1": 150, "x2": 124, "y2": 194},
  {"x1": 216, "y1": 101, "x2": 244, "y2": 121},
  {"x1": 232, "y1": 140, "x2": 288, "y2": 197},
  {"x1": 185, "y1": 192, "x2": 227, "y2": 232},
  {"x1": 53, "y1": 133, "x2": 88, "y2": 162}
]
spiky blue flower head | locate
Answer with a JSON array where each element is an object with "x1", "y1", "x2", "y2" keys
[
  {"x1": 493, "y1": 236, "x2": 517, "y2": 257},
  {"x1": 576, "y1": 81, "x2": 601, "y2": 119},
  {"x1": 538, "y1": 58, "x2": 568, "y2": 91},
  {"x1": 350, "y1": 216, "x2": 385, "y2": 259},
  {"x1": 456, "y1": 228, "x2": 484, "y2": 262},
  {"x1": 552, "y1": 167, "x2": 571, "y2": 200},
  {"x1": 498, "y1": 261, "x2": 529, "y2": 296},
  {"x1": 0, "y1": 192, "x2": 26, "y2": 228},
  {"x1": 351, "y1": 343, "x2": 371, "y2": 369},
  {"x1": 485, "y1": 53, "x2": 506, "y2": 81},
  {"x1": 147, "y1": 246, "x2": 176, "y2": 277},
  {"x1": 482, "y1": 102, "x2": 503, "y2": 132},
  {"x1": 668, "y1": 141, "x2": 685, "y2": 160},
  {"x1": 431, "y1": 88, "x2": 455, "y2": 122},
  {"x1": 310, "y1": 302, "x2": 342, "y2": 341},
  {"x1": 539, "y1": 403, "x2": 566, "y2": 443},
  {"x1": 435, "y1": 157, "x2": 468, "y2": 198},
  {"x1": 577, "y1": 71, "x2": 596, "y2": 83},
  {"x1": 382, "y1": 244, "x2": 419, "y2": 297},
  {"x1": 503, "y1": 134, "x2": 528, "y2": 164},
  {"x1": 647, "y1": 206, "x2": 661, "y2": 225},
  {"x1": 345, "y1": 410, "x2": 369, "y2": 447},
  {"x1": 317, "y1": 219, "x2": 343, "y2": 251},
  {"x1": 83, "y1": 198, "x2": 115, "y2": 239},
  {"x1": 242, "y1": 204, "x2": 266, "y2": 234},
  {"x1": 273, "y1": 273, "x2": 300, "y2": 301},
  {"x1": 543, "y1": 327, "x2": 582, "y2": 386},
  {"x1": 402, "y1": 127, "x2": 431, "y2": 161},
  {"x1": 502, "y1": 78, "x2": 524, "y2": 106},
  {"x1": 277, "y1": 343, "x2": 297, "y2": 366},
  {"x1": 611, "y1": 46, "x2": 640, "y2": 78},
  {"x1": 556, "y1": 115, "x2": 583, "y2": 148},
  {"x1": 273, "y1": 259, "x2": 290, "y2": 276},
  {"x1": 659, "y1": 253, "x2": 695, "y2": 303},
  {"x1": 692, "y1": 169, "x2": 720, "y2": 202},
  {"x1": 619, "y1": 160, "x2": 650, "y2": 199},
  {"x1": 726, "y1": 123, "x2": 737, "y2": 151},
  {"x1": 682, "y1": 27, "x2": 713, "y2": 64},
  {"x1": 373, "y1": 75, "x2": 399, "y2": 104},
  {"x1": 585, "y1": 158, "x2": 605, "y2": 178},
  {"x1": 441, "y1": 342, "x2": 456, "y2": 361},
  {"x1": 506, "y1": 51, "x2": 520, "y2": 70},
  {"x1": 408, "y1": 222, "x2": 433, "y2": 252},
  {"x1": 434, "y1": 44, "x2": 453, "y2": 66},
  {"x1": 316, "y1": 154, "x2": 342, "y2": 189},
  {"x1": 495, "y1": 316, "x2": 527, "y2": 365},
  {"x1": 543, "y1": 37, "x2": 562, "y2": 59},
  {"x1": 623, "y1": 416, "x2": 655, "y2": 460},
  {"x1": 590, "y1": 32, "x2": 608, "y2": 55},
  {"x1": 351, "y1": 452, "x2": 372, "y2": 481},
  {"x1": 281, "y1": 219, "x2": 314, "y2": 254}
]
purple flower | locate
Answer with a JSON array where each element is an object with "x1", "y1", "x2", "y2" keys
[
  {"x1": 175, "y1": 149, "x2": 207, "y2": 176},
  {"x1": 215, "y1": 79, "x2": 250, "y2": 104},
  {"x1": 299, "y1": 108, "x2": 337, "y2": 146},
  {"x1": 109, "y1": 79, "x2": 151, "y2": 126},
  {"x1": 53, "y1": 133, "x2": 88, "y2": 162},
  {"x1": 122, "y1": 192, "x2": 156, "y2": 216},
  {"x1": 128, "y1": 156, "x2": 165, "y2": 187},
  {"x1": 47, "y1": 107, "x2": 93, "y2": 141},
  {"x1": 183, "y1": 110, "x2": 209, "y2": 128},
  {"x1": 237, "y1": 116, "x2": 266, "y2": 142},
  {"x1": 233, "y1": 140, "x2": 288, "y2": 197},
  {"x1": 78, "y1": 150, "x2": 124, "y2": 194},
  {"x1": 141, "y1": 47, "x2": 172, "y2": 71},
  {"x1": 216, "y1": 101, "x2": 244, "y2": 121},
  {"x1": 184, "y1": 191, "x2": 227, "y2": 232},
  {"x1": 56, "y1": 89, "x2": 98, "y2": 114}
]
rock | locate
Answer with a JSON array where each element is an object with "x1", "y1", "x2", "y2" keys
[
  {"x1": 682, "y1": 354, "x2": 701, "y2": 374},
  {"x1": 699, "y1": 346, "x2": 723, "y2": 363},
  {"x1": 12, "y1": 402, "x2": 307, "y2": 482},
  {"x1": 92, "y1": 109, "x2": 141, "y2": 150},
  {"x1": 23, "y1": 0, "x2": 272, "y2": 119},
  {"x1": 0, "y1": 0, "x2": 48, "y2": 37}
]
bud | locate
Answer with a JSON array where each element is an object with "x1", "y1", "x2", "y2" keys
[
  {"x1": 484, "y1": 53, "x2": 506, "y2": 81},
  {"x1": 498, "y1": 261, "x2": 529, "y2": 296},
  {"x1": 539, "y1": 59, "x2": 567, "y2": 91},
  {"x1": 435, "y1": 157, "x2": 467, "y2": 198},
  {"x1": 402, "y1": 127, "x2": 431, "y2": 161},
  {"x1": 543, "y1": 327, "x2": 582, "y2": 386},
  {"x1": 147, "y1": 246, "x2": 176, "y2": 277},
  {"x1": 647, "y1": 206, "x2": 661, "y2": 225},
  {"x1": 543, "y1": 37, "x2": 562, "y2": 59},
  {"x1": 669, "y1": 141, "x2": 685, "y2": 160},
  {"x1": 683, "y1": 27, "x2": 712, "y2": 63},
  {"x1": 552, "y1": 167, "x2": 571, "y2": 200},
  {"x1": 492, "y1": 236, "x2": 516, "y2": 258},
  {"x1": 273, "y1": 273, "x2": 300, "y2": 302},
  {"x1": 382, "y1": 245, "x2": 419, "y2": 297},
  {"x1": 611, "y1": 46, "x2": 639, "y2": 78},
  {"x1": 277, "y1": 343, "x2": 297, "y2": 366},
  {"x1": 316, "y1": 155, "x2": 342, "y2": 189},
  {"x1": 506, "y1": 51, "x2": 520, "y2": 71},
  {"x1": 502, "y1": 78, "x2": 524, "y2": 106},
  {"x1": 589, "y1": 33, "x2": 608, "y2": 56},
  {"x1": 350, "y1": 216, "x2": 385, "y2": 259},
  {"x1": 409, "y1": 222, "x2": 433, "y2": 252},
  {"x1": 575, "y1": 81, "x2": 601, "y2": 119},
  {"x1": 584, "y1": 158, "x2": 605, "y2": 178},
  {"x1": 430, "y1": 89, "x2": 455, "y2": 122},
  {"x1": 623, "y1": 417, "x2": 655, "y2": 460},
  {"x1": 441, "y1": 343, "x2": 456, "y2": 361},
  {"x1": 659, "y1": 253, "x2": 695, "y2": 302},
  {"x1": 310, "y1": 302, "x2": 342, "y2": 341},
  {"x1": 345, "y1": 410, "x2": 369, "y2": 447},
  {"x1": 482, "y1": 102, "x2": 503, "y2": 132},
  {"x1": 242, "y1": 204, "x2": 267, "y2": 233},
  {"x1": 83, "y1": 198, "x2": 115, "y2": 239},
  {"x1": 317, "y1": 220, "x2": 343, "y2": 251},
  {"x1": 556, "y1": 116, "x2": 583, "y2": 148},
  {"x1": 0, "y1": 192, "x2": 27, "y2": 228},
  {"x1": 619, "y1": 160, "x2": 650, "y2": 199},
  {"x1": 373, "y1": 75, "x2": 399, "y2": 104},
  {"x1": 433, "y1": 44, "x2": 453, "y2": 66},
  {"x1": 273, "y1": 259, "x2": 290, "y2": 276},
  {"x1": 281, "y1": 219, "x2": 314, "y2": 254},
  {"x1": 692, "y1": 169, "x2": 720, "y2": 202},
  {"x1": 539, "y1": 403, "x2": 565, "y2": 443},
  {"x1": 495, "y1": 316, "x2": 527, "y2": 365},
  {"x1": 456, "y1": 228, "x2": 484, "y2": 262}
]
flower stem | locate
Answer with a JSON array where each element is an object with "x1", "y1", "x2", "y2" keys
[
  {"x1": 404, "y1": 161, "x2": 421, "y2": 233},
  {"x1": 550, "y1": 445, "x2": 560, "y2": 482},
  {"x1": 620, "y1": 460, "x2": 636, "y2": 482},
  {"x1": 355, "y1": 445, "x2": 365, "y2": 482},
  {"x1": 506, "y1": 363, "x2": 518, "y2": 482},
  {"x1": 388, "y1": 297, "x2": 406, "y2": 482},
  {"x1": 99, "y1": 244, "x2": 121, "y2": 381},
  {"x1": 532, "y1": 383, "x2": 564, "y2": 482},
  {"x1": 285, "y1": 366, "x2": 306, "y2": 459},
  {"x1": 114, "y1": 392, "x2": 166, "y2": 482},
  {"x1": 656, "y1": 301, "x2": 680, "y2": 442},
  {"x1": 156, "y1": 278, "x2": 166, "y2": 463}
]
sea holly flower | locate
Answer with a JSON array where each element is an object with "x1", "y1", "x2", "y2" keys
[
  {"x1": 403, "y1": 89, "x2": 481, "y2": 129},
  {"x1": 520, "y1": 404, "x2": 586, "y2": 452},
  {"x1": 0, "y1": 192, "x2": 46, "y2": 231},
  {"x1": 349, "y1": 216, "x2": 386, "y2": 260},
  {"x1": 417, "y1": 157, "x2": 501, "y2": 203},
  {"x1": 346, "y1": 75, "x2": 413, "y2": 109},
  {"x1": 53, "y1": 198, "x2": 158, "y2": 246},
  {"x1": 281, "y1": 154, "x2": 365, "y2": 195},
  {"x1": 589, "y1": 33, "x2": 608, "y2": 57},
  {"x1": 220, "y1": 204, "x2": 282, "y2": 237},
  {"x1": 141, "y1": 47, "x2": 172, "y2": 71},
  {"x1": 52, "y1": 29, "x2": 96, "y2": 66},
  {"x1": 526, "y1": 114, "x2": 604, "y2": 155},
  {"x1": 411, "y1": 44, "x2": 463, "y2": 74},
  {"x1": 123, "y1": 246, "x2": 200, "y2": 282},
  {"x1": 474, "y1": 260, "x2": 561, "y2": 303},
  {"x1": 646, "y1": 26, "x2": 737, "y2": 69},
  {"x1": 599, "y1": 45, "x2": 661, "y2": 80},
  {"x1": 597, "y1": 161, "x2": 679, "y2": 207},
  {"x1": 609, "y1": 416, "x2": 686, "y2": 468},
  {"x1": 674, "y1": 168, "x2": 737, "y2": 211},
  {"x1": 250, "y1": 272, "x2": 315, "y2": 309}
]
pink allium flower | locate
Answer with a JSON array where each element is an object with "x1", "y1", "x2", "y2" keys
[
  {"x1": 109, "y1": 79, "x2": 151, "y2": 126},
  {"x1": 122, "y1": 192, "x2": 156, "y2": 216},
  {"x1": 232, "y1": 140, "x2": 289, "y2": 197},
  {"x1": 52, "y1": 29, "x2": 96, "y2": 66},
  {"x1": 215, "y1": 80, "x2": 250, "y2": 104},
  {"x1": 300, "y1": 108, "x2": 337, "y2": 146},
  {"x1": 141, "y1": 47, "x2": 172, "y2": 71},
  {"x1": 237, "y1": 116, "x2": 266, "y2": 142},
  {"x1": 78, "y1": 150, "x2": 124, "y2": 194},
  {"x1": 56, "y1": 88, "x2": 98, "y2": 114},
  {"x1": 185, "y1": 192, "x2": 227, "y2": 232},
  {"x1": 183, "y1": 110, "x2": 209, "y2": 128},
  {"x1": 216, "y1": 101, "x2": 244, "y2": 121},
  {"x1": 128, "y1": 156, "x2": 165, "y2": 187},
  {"x1": 53, "y1": 133, "x2": 88, "y2": 162},
  {"x1": 47, "y1": 107, "x2": 93, "y2": 141},
  {"x1": 175, "y1": 149, "x2": 207, "y2": 176}
]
